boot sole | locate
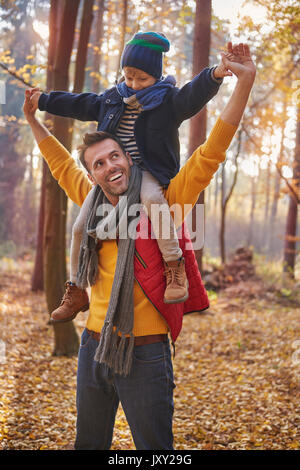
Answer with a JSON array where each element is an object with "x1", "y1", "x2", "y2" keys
[
  {"x1": 163, "y1": 281, "x2": 189, "y2": 304},
  {"x1": 50, "y1": 303, "x2": 90, "y2": 323},
  {"x1": 163, "y1": 293, "x2": 189, "y2": 304}
]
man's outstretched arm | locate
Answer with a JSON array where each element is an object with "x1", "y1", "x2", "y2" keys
[
  {"x1": 23, "y1": 89, "x2": 91, "y2": 207},
  {"x1": 165, "y1": 43, "x2": 256, "y2": 212},
  {"x1": 219, "y1": 42, "x2": 256, "y2": 126}
]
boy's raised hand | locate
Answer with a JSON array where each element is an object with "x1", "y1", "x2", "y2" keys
[{"x1": 213, "y1": 43, "x2": 234, "y2": 79}]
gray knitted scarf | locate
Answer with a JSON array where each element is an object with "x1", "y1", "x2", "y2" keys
[{"x1": 77, "y1": 164, "x2": 142, "y2": 376}]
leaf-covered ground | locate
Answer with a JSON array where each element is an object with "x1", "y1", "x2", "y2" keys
[{"x1": 0, "y1": 259, "x2": 299, "y2": 450}]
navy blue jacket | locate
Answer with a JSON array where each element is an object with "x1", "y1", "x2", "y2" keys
[{"x1": 39, "y1": 67, "x2": 222, "y2": 186}]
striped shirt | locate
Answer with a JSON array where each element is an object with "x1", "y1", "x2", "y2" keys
[{"x1": 116, "y1": 98, "x2": 142, "y2": 163}]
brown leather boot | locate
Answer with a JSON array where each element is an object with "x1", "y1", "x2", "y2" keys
[
  {"x1": 50, "y1": 282, "x2": 89, "y2": 323},
  {"x1": 163, "y1": 257, "x2": 189, "y2": 304}
]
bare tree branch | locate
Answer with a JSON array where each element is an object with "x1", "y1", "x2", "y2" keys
[
  {"x1": 242, "y1": 123, "x2": 300, "y2": 204},
  {"x1": 0, "y1": 61, "x2": 44, "y2": 91},
  {"x1": 248, "y1": 60, "x2": 300, "y2": 113}
]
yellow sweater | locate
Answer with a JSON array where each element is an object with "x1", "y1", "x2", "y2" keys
[{"x1": 38, "y1": 118, "x2": 237, "y2": 334}]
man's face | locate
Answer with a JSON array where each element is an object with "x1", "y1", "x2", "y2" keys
[{"x1": 85, "y1": 139, "x2": 133, "y2": 206}]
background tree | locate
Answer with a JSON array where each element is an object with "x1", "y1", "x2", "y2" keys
[
  {"x1": 0, "y1": 0, "x2": 299, "y2": 351},
  {"x1": 0, "y1": 0, "x2": 46, "y2": 246},
  {"x1": 188, "y1": 0, "x2": 212, "y2": 271},
  {"x1": 238, "y1": 0, "x2": 300, "y2": 276},
  {"x1": 115, "y1": 0, "x2": 128, "y2": 80},
  {"x1": 90, "y1": 0, "x2": 106, "y2": 94},
  {"x1": 284, "y1": 104, "x2": 300, "y2": 278},
  {"x1": 219, "y1": 129, "x2": 242, "y2": 263},
  {"x1": 43, "y1": 0, "x2": 81, "y2": 356}
]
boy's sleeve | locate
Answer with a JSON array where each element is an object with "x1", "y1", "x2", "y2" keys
[
  {"x1": 38, "y1": 91, "x2": 103, "y2": 122},
  {"x1": 172, "y1": 67, "x2": 222, "y2": 125}
]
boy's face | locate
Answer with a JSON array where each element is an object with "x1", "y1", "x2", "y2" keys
[{"x1": 123, "y1": 67, "x2": 156, "y2": 91}]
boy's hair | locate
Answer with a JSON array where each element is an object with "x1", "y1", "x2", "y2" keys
[{"x1": 77, "y1": 131, "x2": 127, "y2": 173}]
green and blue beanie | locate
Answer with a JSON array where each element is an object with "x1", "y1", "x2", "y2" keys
[{"x1": 121, "y1": 32, "x2": 170, "y2": 79}]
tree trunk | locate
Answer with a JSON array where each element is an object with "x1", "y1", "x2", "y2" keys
[
  {"x1": 283, "y1": 105, "x2": 300, "y2": 278},
  {"x1": 91, "y1": 0, "x2": 105, "y2": 94},
  {"x1": 247, "y1": 163, "x2": 262, "y2": 248},
  {"x1": 70, "y1": 0, "x2": 95, "y2": 137},
  {"x1": 31, "y1": 0, "x2": 59, "y2": 292},
  {"x1": 188, "y1": 0, "x2": 211, "y2": 272},
  {"x1": 247, "y1": 176, "x2": 257, "y2": 247},
  {"x1": 214, "y1": 167, "x2": 220, "y2": 211},
  {"x1": 44, "y1": 0, "x2": 81, "y2": 356},
  {"x1": 268, "y1": 97, "x2": 288, "y2": 255},
  {"x1": 261, "y1": 159, "x2": 271, "y2": 253},
  {"x1": 73, "y1": 0, "x2": 95, "y2": 94},
  {"x1": 220, "y1": 163, "x2": 226, "y2": 264},
  {"x1": 188, "y1": 0, "x2": 211, "y2": 155},
  {"x1": 219, "y1": 129, "x2": 241, "y2": 263},
  {"x1": 31, "y1": 160, "x2": 46, "y2": 291},
  {"x1": 115, "y1": 0, "x2": 128, "y2": 80}
]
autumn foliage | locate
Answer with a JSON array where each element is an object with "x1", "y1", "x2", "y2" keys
[{"x1": 0, "y1": 0, "x2": 299, "y2": 451}]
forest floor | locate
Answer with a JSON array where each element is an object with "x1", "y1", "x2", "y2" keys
[{"x1": 0, "y1": 258, "x2": 299, "y2": 450}]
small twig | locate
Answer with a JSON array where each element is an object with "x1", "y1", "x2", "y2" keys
[
  {"x1": 275, "y1": 164, "x2": 300, "y2": 205},
  {"x1": 0, "y1": 61, "x2": 44, "y2": 91}
]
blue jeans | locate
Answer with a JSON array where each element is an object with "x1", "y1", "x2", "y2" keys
[{"x1": 75, "y1": 328, "x2": 175, "y2": 450}]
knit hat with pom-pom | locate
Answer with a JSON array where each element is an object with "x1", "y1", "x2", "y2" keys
[{"x1": 121, "y1": 32, "x2": 170, "y2": 79}]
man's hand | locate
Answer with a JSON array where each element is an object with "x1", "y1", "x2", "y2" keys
[
  {"x1": 220, "y1": 42, "x2": 256, "y2": 81},
  {"x1": 28, "y1": 87, "x2": 42, "y2": 113},
  {"x1": 213, "y1": 42, "x2": 256, "y2": 81},
  {"x1": 23, "y1": 89, "x2": 37, "y2": 123},
  {"x1": 220, "y1": 43, "x2": 256, "y2": 126},
  {"x1": 23, "y1": 89, "x2": 50, "y2": 143}
]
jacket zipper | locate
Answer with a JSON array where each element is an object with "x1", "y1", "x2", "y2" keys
[{"x1": 134, "y1": 248, "x2": 147, "y2": 269}]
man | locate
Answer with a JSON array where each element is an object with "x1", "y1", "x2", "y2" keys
[{"x1": 23, "y1": 44, "x2": 255, "y2": 450}]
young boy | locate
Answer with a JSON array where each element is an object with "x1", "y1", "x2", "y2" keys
[{"x1": 30, "y1": 31, "x2": 231, "y2": 323}]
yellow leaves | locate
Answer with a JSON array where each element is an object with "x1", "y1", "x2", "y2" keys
[
  {"x1": 0, "y1": 50, "x2": 15, "y2": 64},
  {"x1": 45, "y1": 406, "x2": 55, "y2": 412},
  {"x1": 174, "y1": 287, "x2": 300, "y2": 450},
  {"x1": 1, "y1": 261, "x2": 299, "y2": 450}
]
